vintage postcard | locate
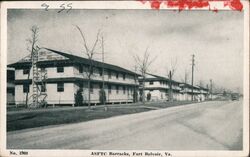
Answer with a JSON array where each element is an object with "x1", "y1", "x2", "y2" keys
[{"x1": 0, "y1": 0, "x2": 249, "y2": 157}]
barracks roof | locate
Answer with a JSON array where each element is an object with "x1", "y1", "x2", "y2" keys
[
  {"x1": 143, "y1": 73, "x2": 180, "y2": 84},
  {"x1": 8, "y1": 48, "x2": 139, "y2": 76}
]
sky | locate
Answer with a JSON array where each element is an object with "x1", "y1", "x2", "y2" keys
[{"x1": 7, "y1": 9, "x2": 244, "y2": 92}]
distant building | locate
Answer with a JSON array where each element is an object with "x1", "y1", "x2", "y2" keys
[
  {"x1": 179, "y1": 83, "x2": 209, "y2": 101},
  {"x1": 198, "y1": 86, "x2": 209, "y2": 101},
  {"x1": 7, "y1": 67, "x2": 15, "y2": 105},
  {"x1": 139, "y1": 73, "x2": 209, "y2": 102},
  {"x1": 139, "y1": 73, "x2": 181, "y2": 101},
  {"x1": 8, "y1": 48, "x2": 140, "y2": 106}
]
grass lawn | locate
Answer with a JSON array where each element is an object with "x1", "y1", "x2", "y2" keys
[{"x1": 7, "y1": 101, "x2": 196, "y2": 132}]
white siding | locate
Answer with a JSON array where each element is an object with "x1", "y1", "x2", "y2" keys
[
  {"x1": 14, "y1": 64, "x2": 138, "y2": 105},
  {"x1": 15, "y1": 69, "x2": 32, "y2": 80},
  {"x1": 74, "y1": 66, "x2": 137, "y2": 85},
  {"x1": 46, "y1": 83, "x2": 74, "y2": 104},
  {"x1": 15, "y1": 83, "x2": 75, "y2": 105},
  {"x1": 15, "y1": 66, "x2": 75, "y2": 80},
  {"x1": 106, "y1": 85, "x2": 133, "y2": 103},
  {"x1": 145, "y1": 81, "x2": 161, "y2": 88},
  {"x1": 15, "y1": 85, "x2": 32, "y2": 104},
  {"x1": 46, "y1": 66, "x2": 74, "y2": 78},
  {"x1": 74, "y1": 83, "x2": 134, "y2": 104},
  {"x1": 145, "y1": 90, "x2": 159, "y2": 101}
]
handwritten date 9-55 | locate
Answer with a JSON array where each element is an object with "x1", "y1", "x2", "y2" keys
[{"x1": 41, "y1": 3, "x2": 73, "y2": 13}]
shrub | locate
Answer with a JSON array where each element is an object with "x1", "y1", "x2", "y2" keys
[
  {"x1": 147, "y1": 92, "x2": 151, "y2": 101},
  {"x1": 75, "y1": 89, "x2": 83, "y2": 106},
  {"x1": 133, "y1": 90, "x2": 138, "y2": 103},
  {"x1": 99, "y1": 89, "x2": 106, "y2": 105}
]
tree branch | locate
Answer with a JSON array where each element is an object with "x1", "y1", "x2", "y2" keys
[{"x1": 75, "y1": 25, "x2": 89, "y2": 53}]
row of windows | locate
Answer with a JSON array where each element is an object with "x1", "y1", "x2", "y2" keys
[
  {"x1": 23, "y1": 67, "x2": 63, "y2": 75},
  {"x1": 79, "y1": 65, "x2": 127, "y2": 80},
  {"x1": 148, "y1": 81, "x2": 179, "y2": 86},
  {"x1": 83, "y1": 84, "x2": 132, "y2": 94},
  {"x1": 23, "y1": 66, "x2": 132, "y2": 81},
  {"x1": 23, "y1": 67, "x2": 50, "y2": 75},
  {"x1": 23, "y1": 67, "x2": 47, "y2": 74},
  {"x1": 22, "y1": 83, "x2": 133, "y2": 94}
]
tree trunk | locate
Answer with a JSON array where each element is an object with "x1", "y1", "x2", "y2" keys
[
  {"x1": 142, "y1": 77, "x2": 145, "y2": 105},
  {"x1": 169, "y1": 71, "x2": 173, "y2": 102},
  {"x1": 25, "y1": 67, "x2": 31, "y2": 108},
  {"x1": 88, "y1": 79, "x2": 91, "y2": 108}
]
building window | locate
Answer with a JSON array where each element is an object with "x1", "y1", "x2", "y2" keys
[
  {"x1": 57, "y1": 83, "x2": 64, "y2": 92},
  {"x1": 99, "y1": 83, "x2": 103, "y2": 89},
  {"x1": 149, "y1": 81, "x2": 154, "y2": 85},
  {"x1": 116, "y1": 85, "x2": 119, "y2": 94},
  {"x1": 90, "y1": 83, "x2": 94, "y2": 93},
  {"x1": 108, "y1": 85, "x2": 112, "y2": 94},
  {"x1": 90, "y1": 67, "x2": 93, "y2": 75},
  {"x1": 41, "y1": 84, "x2": 46, "y2": 92},
  {"x1": 99, "y1": 68, "x2": 103, "y2": 76},
  {"x1": 79, "y1": 65, "x2": 83, "y2": 73},
  {"x1": 23, "y1": 68, "x2": 30, "y2": 75},
  {"x1": 108, "y1": 71, "x2": 111, "y2": 79},
  {"x1": 123, "y1": 73, "x2": 126, "y2": 80},
  {"x1": 23, "y1": 84, "x2": 29, "y2": 93},
  {"x1": 41, "y1": 67, "x2": 46, "y2": 72},
  {"x1": 134, "y1": 76, "x2": 137, "y2": 82},
  {"x1": 57, "y1": 66, "x2": 64, "y2": 73},
  {"x1": 7, "y1": 88, "x2": 15, "y2": 96},
  {"x1": 116, "y1": 72, "x2": 119, "y2": 79},
  {"x1": 123, "y1": 86, "x2": 126, "y2": 94},
  {"x1": 79, "y1": 82, "x2": 83, "y2": 90}
]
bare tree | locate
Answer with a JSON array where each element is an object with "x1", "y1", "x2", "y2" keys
[
  {"x1": 180, "y1": 69, "x2": 189, "y2": 84},
  {"x1": 166, "y1": 57, "x2": 178, "y2": 102},
  {"x1": 25, "y1": 25, "x2": 40, "y2": 108},
  {"x1": 134, "y1": 47, "x2": 156, "y2": 105},
  {"x1": 75, "y1": 25, "x2": 101, "y2": 108},
  {"x1": 131, "y1": 65, "x2": 139, "y2": 103},
  {"x1": 179, "y1": 69, "x2": 189, "y2": 101}
]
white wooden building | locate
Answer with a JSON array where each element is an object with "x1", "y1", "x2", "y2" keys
[
  {"x1": 140, "y1": 73, "x2": 209, "y2": 102},
  {"x1": 179, "y1": 83, "x2": 209, "y2": 101},
  {"x1": 8, "y1": 48, "x2": 139, "y2": 106},
  {"x1": 139, "y1": 73, "x2": 182, "y2": 101}
]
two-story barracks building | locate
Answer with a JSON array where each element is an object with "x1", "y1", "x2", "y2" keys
[
  {"x1": 140, "y1": 73, "x2": 182, "y2": 101},
  {"x1": 8, "y1": 48, "x2": 140, "y2": 106},
  {"x1": 179, "y1": 83, "x2": 208, "y2": 101},
  {"x1": 140, "y1": 73, "x2": 209, "y2": 102}
]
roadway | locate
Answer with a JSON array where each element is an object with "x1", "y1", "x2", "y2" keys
[{"x1": 7, "y1": 100, "x2": 243, "y2": 150}]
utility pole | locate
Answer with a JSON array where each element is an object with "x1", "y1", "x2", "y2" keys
[
  {"x1": 184, "y1": 70, "x2": 188, "y2": 101},
  {"x1": 134, "y1": 66, "x2": 137, "y2": 103},
  {"x1": 191, "y1": 54, "x2": 195, "y2": 101},
  {"x1": 169, "y1": 70, "x2": 173, "y2": 102},
  {"x1": 210, "y1": 79, "x2": 213, "y2": 100},
  {"x1": 101, "y1": 36, "x2": 107, "y2": 111},
  {"x1": 206, "y1": 84, "x2": 209, "y2": 100}
]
